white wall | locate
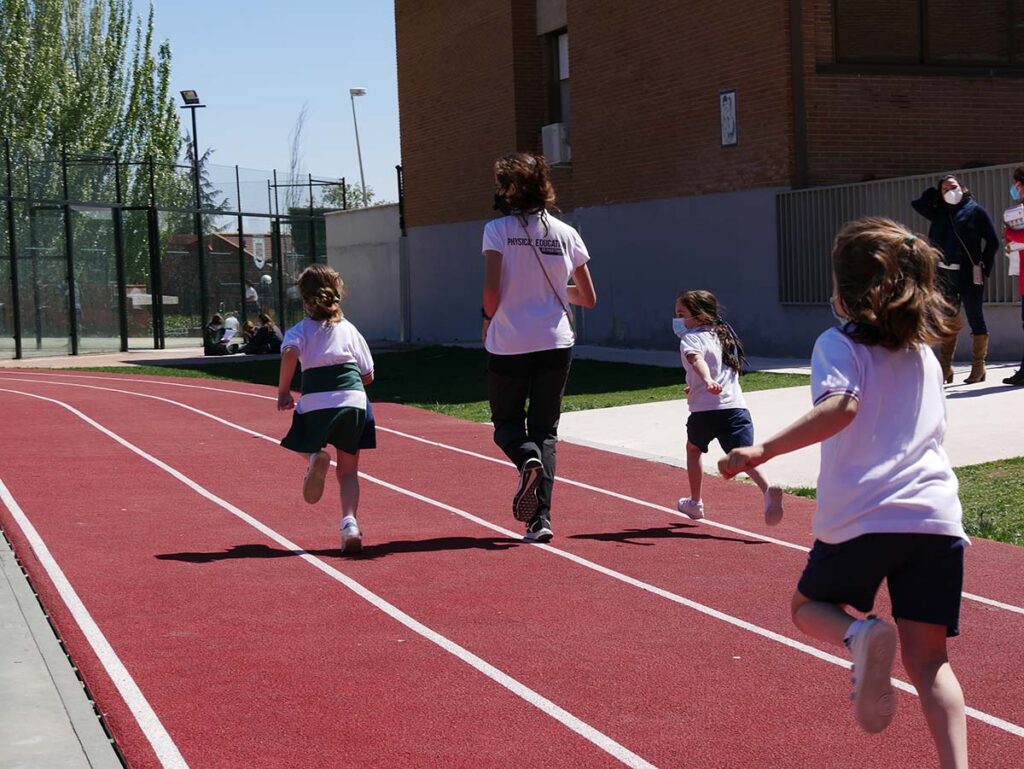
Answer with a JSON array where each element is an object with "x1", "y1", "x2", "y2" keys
[
  {"x1": 324, "y1": 205, "x2": 402, "y2": 341},
  {"x1": 401, "y1": 191, "x2": 1024, "y2": 361}
]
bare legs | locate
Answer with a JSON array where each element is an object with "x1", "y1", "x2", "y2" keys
[
  {"x1": 791, "y1": 592, "x2": 967, "y2": 768},
  {"x1": 336, "y1": 450, "x2": 360, "y2": 521},
  {"x1": 898, "y1": 620, "x2": 968, "y2": 769}
]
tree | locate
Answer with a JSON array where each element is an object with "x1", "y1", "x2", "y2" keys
[
  {"x1": 0, "y1": 0, "x2": 186, "y2": 279},
  {"x1": 321, "y1": 181, "x2": 381, "y2": 210}
]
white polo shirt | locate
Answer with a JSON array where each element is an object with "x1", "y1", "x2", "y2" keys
[
  {"x1": 810, "y1": 327, "x2": 966, "y2": 545},
  {"x1": 678, "y1": 327, "x2": 747, "y2": 412},
  {"x1": 482, "y1": 212, "x2": 590, "y2": 355},
  {"x1": 281, "y1": 317, "x2": 374, "y2": 413}
]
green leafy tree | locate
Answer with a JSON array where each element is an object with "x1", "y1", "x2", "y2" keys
[
  {"x1": 321, "y1": 181, "x2": 381, "y2": 210},
  {"x1": 0, "y1": 0, "x2": 187, "y2": 281}
]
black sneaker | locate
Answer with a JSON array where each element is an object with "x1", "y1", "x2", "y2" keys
[
  {"x1": 512, "y1": 457, "x2": 544, "y2": 522},
  {"x1": 1003, "y1": 369, "x2": 1024, "y2": 386},
  {"x1": 523, "y1": 516, "x2": 553, "y2": 543}
]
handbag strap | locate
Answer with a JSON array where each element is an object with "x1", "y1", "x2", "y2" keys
[
  {"x1": 520, "y1": 216, "x2": 576, "y2": 335},
  {"x1": 948, "y1": 212, "x2": 980, "y2": 267}
]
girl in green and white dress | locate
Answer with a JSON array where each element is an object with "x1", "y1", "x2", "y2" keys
[{"x1": 278, "y1": 264, "x2": 374, "y2": 554}]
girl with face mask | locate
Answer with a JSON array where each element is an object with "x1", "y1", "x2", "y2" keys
[
  {"x1": 1000, "y1": 165, "x2": 1024, "y2": 386},
  {"x1": 672, "y1": 290, "x2": 784, "y2": 526},
  {"x1": 911, "y1": 174, "x2": 999, "y2": 384}
]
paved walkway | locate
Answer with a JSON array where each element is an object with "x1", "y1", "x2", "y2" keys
[
  {"x1": 561, "y1": 350, "x2": 1024, "y2": 489},
  {"x1": 0, "y1": 344, "x2": 1021, "y2": 768}
]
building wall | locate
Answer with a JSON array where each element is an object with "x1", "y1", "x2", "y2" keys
[
  {"x1": 395, "y1": 1, "x2": 547, "y2": 229},
  {"x1": 396, "y1": 1, "x2": 796, "y2": 227},
  {"x1": 405, "y1": 190, "x2": 831, "y2": 357},
  {"x1": 324, "y1": 205, "x2": 402, "y2": 341},
  {"x1": 805, "y1": 1, "x2": 1024, "y2": 185},
  {"x1": 404, "y1": 195, "x2": 1022, "y2": 360}
]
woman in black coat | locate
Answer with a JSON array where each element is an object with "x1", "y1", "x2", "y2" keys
[{"x1": 912, "y1": 174, "x2": 999, "y2": 383}]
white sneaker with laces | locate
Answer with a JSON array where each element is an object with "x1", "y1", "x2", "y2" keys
[
  {"x1": 677, "y1": 497, "x2": 705, "y2": 520},
  {"x1": 340, "y1": 521, "x2": 363, "y2": 555},
  {"x1": 846, "y1": 617, "x2": 897, "y2": 733},
  {"x1": 763, "y1": 486, "x2": 785, "y2": 526}
]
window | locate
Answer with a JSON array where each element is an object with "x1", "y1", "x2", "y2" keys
[
  {"x1": 548, "y1": 32, "x2": 570, "y2": 126},
  {"x1": 834, "y1": 0, "x2": 1024, "y2": 67}
]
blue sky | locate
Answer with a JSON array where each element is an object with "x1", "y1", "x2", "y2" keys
[{"x1": 149, "y1": 0, "x2": 401, "y2": 202}]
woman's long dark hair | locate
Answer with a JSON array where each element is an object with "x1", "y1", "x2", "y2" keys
[{"x1": 676, "y1": 289, "x2": 746, "y2": 373}]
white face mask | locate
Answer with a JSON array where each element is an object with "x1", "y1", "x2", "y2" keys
[
  {"x1": 943, "y1": 188, "x2": 963, "y2": 206},
  {"x1": 672, "y1": 318, "x2": 688, "y2": 337}
]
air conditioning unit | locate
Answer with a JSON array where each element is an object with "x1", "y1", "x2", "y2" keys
[{"x1": 541, "y1": 122, "x2": 571, "y2": 165}]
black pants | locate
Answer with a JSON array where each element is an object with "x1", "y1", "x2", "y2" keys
[
  {"x1": 938, "y1": 267, "x2": 986, "y2": 335},
  {"x1": 488, "y1": 347, "x2": 573, "y2": 521}
]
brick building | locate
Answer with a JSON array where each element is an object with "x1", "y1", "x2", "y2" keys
[{"x1": 394, "y1": 0, "x2": 1024, "y2": 356}]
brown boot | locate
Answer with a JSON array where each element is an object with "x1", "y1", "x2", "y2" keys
[
  {"x1": 964, "y1": 334, "x2": 989, "y2": 384},
  {"x1": 938, "y1": 337, "x2": 957, "y2": 384}
]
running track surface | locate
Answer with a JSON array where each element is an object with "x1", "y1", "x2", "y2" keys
[{"x1": 1, "y1": 370, "x2": 1022, "y2": 769}]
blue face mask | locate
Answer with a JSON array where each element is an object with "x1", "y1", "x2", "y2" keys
[
  {"x1": 1012, "y1": 184, "x2": 1022, "y2": 203},
  {"x1": 830, "y1": 296, "x2": 847, "y2": 325},
  {"x1": 672, "y1": 318, "x2": 688, "y2": 337}
]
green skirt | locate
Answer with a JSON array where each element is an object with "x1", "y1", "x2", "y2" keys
[{"x1": 281, "y1": 406, "x2": 367, "y2": 455}]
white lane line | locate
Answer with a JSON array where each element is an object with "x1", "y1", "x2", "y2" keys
[
  {"x1": 0, "y1": 387, "x2": 656, "y2": 769},
  {"x1": 7, "y1": 372, "x2": 1024, "y2": 618},
  {"x1": 3, "y1": 380, "x2": 1023, "y2": 739},
  {"x1": 0, "y1": 476, "x2": 189, "y2": 769}
]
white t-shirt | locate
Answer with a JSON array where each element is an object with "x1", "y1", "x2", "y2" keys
[
  {"x1": 281, "y1": 317, "x2": 374, "y2": 413},
  {"x1": 810, "y1": 327, "x2": 966, "y2": 544},
  {"x1": 679, "y1": 327, "x2": 747, "y2": 412},
  {"x1": 482, "y1": 212, "x2": 590, "y2": 355}
]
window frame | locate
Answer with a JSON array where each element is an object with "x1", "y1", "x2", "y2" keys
[{"x1": 831, "y1": 0, "x2": 1024, "y2": 70}]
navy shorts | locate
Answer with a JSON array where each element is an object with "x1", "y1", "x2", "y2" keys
[
  {"x1": 797, "y1": 533, "x2": 966, "y2": 637},
  {"x1": 686, "y1": 408, "x2": 754, "y2": 453}
]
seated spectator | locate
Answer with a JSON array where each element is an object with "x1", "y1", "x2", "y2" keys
[
  {"x1": 203, "y1": 314, "x2": 230, "y2": 356},
  {"x1": 242, "y1": 312, "x2": 284, "y2": 355}
]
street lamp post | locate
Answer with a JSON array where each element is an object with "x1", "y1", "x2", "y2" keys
[
  {"x1": 180, "y1": 89, "x2": 208, "y2": 335},
  {"x1": 349, "y1": 87, "x2": 367, "y2": 205}
]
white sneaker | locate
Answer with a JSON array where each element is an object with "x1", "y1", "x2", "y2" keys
[
  {"x1": 677, "y1": 497, "x2": 705, "y2": 520},
  {"x1": 763, "y1": 486, "x2": 784, "y2": 526},
  {"x1": 846, "y1": 617, "x2": 898, "y2": 733},
  {"x1": 303, "y1": 451, "x2": 330, "y2": 504},
  {"x1": 340, "y1": 521, "x2": 363, "y2": 555}
]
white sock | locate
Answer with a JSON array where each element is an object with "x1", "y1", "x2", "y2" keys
[
  {"x1": 341, "y1": 515, "x2": 357, "y2": 529},
  {"x1": 844, "y1": 619, "x2": 866, "y2": 648}
]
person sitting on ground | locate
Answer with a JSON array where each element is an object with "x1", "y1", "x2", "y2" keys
[
  {"x1": 242, "y1": 312, "x2": 284, "y2": 354},
  {"x1": 203, "y1": 314, "x2": 230, "y2": 356}
]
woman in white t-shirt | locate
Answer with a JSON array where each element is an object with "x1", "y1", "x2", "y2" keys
[
  {"x1": 277, "y1": 264, "x2": 374, "y2": 555},
  {"x1": 673, "y1": 289, "x2": 784, "y2": 525},
  {"x1": 721, "y1": 218, "x2": 968, "y2": 767},
  {"x1": 482, "y1": 152, "x2": 596, "y2": 543}
]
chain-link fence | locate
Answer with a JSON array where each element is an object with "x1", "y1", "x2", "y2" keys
[{"x1": 0, "y1": 139, "x2": 353, "y2": 359}]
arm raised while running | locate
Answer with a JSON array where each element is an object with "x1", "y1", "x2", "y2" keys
[{"x1": 718, "y1": 394, "x2": 858, "y2": 478}]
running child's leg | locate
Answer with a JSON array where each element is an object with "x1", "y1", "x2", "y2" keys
[
  {"x1": 676, "y1": 442, "x2": 706, "y2": 520},
  {"x1": 337, "y1": 450, "x2": 362, "y2": 554},
  {"x1": 792, "y1": 590, "x2": 897, "y2": 734},
  {"x1": 686, "y1": 441, "x2": 704, "y2": 502},
  {"x1": 744, "y1": 466, "x2": 785, "y2": 526},
  {"x1": 896, "y1": 621, "x2": 967, "y2": 769}
]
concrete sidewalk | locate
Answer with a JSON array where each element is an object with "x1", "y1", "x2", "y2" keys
[{"x1": 559, "y1": 356, "x2": 1024, "y2": 489}]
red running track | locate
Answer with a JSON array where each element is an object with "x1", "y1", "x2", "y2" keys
[{"x1": 0, "y1": 370, "x2": 1022, "y2": 769}]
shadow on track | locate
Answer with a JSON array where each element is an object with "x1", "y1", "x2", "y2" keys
[
  {"x1": 569, "y1": 522, "x2": 767, "y2": 547},
  {"x1": 155, "y1": 536, "x2": 521, "y2": 563}
]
